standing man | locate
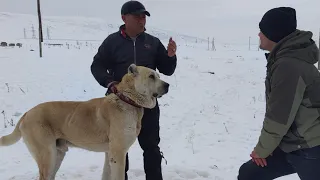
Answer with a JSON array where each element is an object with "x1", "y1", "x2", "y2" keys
[
  {"x1": 237, "y1": 7, "x2": 320, "y2": 180},
  {"x1": 90, "y1": 1, "x2": 177, "y2": 180}
]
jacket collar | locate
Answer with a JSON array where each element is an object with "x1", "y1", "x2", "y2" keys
[
  {"x1": 265, "y1": 52, "x2": 273, "y2": 70},
  {"x1": 119, "y1": 24, "x2": 146, "y2": 41}
]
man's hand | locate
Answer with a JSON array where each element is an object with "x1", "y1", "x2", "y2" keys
[
  {"x1": 250, "y1": 150, "x2": 268, "y2": 167},
  {"x1": 167, "y1": 37, "x2": 176, "y2": 57}
]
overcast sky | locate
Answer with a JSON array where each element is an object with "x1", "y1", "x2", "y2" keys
[
  {"x1": 1, "y1": 0, "x2": 319, "y2": 39},
  {"x1": 1, "y1": 0, "x2": 125, "y2": 18}
]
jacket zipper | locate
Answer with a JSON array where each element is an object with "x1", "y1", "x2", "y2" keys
[{"x1": 133, "y1": 40, "x2": 136, "y2": 64}]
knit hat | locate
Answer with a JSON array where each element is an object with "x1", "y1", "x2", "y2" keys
[{"x1": 259, "y1": 7, "x2": 297, "y2": 43}]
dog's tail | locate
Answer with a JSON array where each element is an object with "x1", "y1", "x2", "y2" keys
[{"x1": 0, "y1": 113, "x2": 25, "y2": 146}]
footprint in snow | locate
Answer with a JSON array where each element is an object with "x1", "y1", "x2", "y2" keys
[
  {"x1": 90, "y1": 165, "x2": 99, "y2": 172},
  {"x1": 129, "y1": 169, "x2": 145, "y2": 177}
]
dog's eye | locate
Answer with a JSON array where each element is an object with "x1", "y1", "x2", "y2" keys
[{"x1": 149, "y1": 74, "x2": 155, "y2": 79}]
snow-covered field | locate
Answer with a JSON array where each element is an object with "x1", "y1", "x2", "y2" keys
[
  {"x1": 1, "y1": 0, "x2": 320, "y2": 179},
  {"x1": 1, "y1": 41, "x2": 268, "y2": 180}
]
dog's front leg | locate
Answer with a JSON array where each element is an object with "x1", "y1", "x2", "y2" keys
[
  {"x1": 101, "y1": 152, "x2": 111, "y2": 180},
  {"x1": 136, "y1": 121, "x2": 141, "y2": 136},
  {"x1": 109, "y1": 149, "x2": 126, "y2": 180}
]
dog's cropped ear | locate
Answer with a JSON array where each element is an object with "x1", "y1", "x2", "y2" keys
[{"x1": 128, "y1": 64, "x2": 139, "y2": 76}]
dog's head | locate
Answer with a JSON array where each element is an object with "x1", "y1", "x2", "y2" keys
[{"x1": 119, "y1": 64, "x2": 170, "y2": 108}]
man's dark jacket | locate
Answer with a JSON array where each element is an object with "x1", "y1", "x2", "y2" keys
[
  {"x1": 255, "y1": 30, "x2": 320, "y2": 158},
  {"x1": 91, "y1": 25, "x2": 177, "y2": 89}
]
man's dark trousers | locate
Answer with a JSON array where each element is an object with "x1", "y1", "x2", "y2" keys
[
  {"x1": 237, "y1": 145, "x2": 320, "y2": 180},
  {"x1": 125, "y1": 101, "x2": 162, "y2": 180}
]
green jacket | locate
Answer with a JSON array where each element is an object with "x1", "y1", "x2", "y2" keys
[{"x1": 254, "y1": 30, "x2": 320, "y2": 158}]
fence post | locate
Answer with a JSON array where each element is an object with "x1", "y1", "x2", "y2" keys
[
  {"x1": 318, "y1": 28, "x2": 320, "y2": 70},
  {"x1": 47, "y1": 26, "x2": 50, "y2": 40},
  {"x1": 23, "y1": 28, "x2": 27, "y2": 39},
  {"x1": 37, "y1": 0, "x2": 43, "y2": 57},
  {"x1": 32, "y1": 24, "x2": 36, "y2": 39},
  {"x1": 211, "y1": 37, "x2": 216, "y2": 51}
]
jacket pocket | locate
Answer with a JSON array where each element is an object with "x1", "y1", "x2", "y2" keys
[{"x1": 306, "y1": 77, "x2": 320, "y2": 108}]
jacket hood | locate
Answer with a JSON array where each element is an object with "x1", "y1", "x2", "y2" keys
[{"x1": 268, "y1": 30, "x2": 319, "y2": 64}]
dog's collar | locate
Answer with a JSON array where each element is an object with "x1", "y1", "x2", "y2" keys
[{"x1": 113, "y1": 87, "x2": 142, "y2": 108}]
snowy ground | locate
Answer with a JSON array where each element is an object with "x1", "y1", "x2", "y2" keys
[{"x1": 0, "y1": 11, "x2": 316, "y2": 179}]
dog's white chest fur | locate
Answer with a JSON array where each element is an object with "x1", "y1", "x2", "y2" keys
[
  {"x1": 123, "y1": 115, "x2": 138, "y2": 145},
  {"x1": 120, "y1": 105, "x2": 143, "y2": 149}
]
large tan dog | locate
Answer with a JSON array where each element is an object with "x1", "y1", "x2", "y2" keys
[{"x1": 0, "y1": 64, "x2": 170, "y2": 180}]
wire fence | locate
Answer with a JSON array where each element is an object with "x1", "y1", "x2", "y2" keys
[
  {"x1": 2, "y1": 23, "x2": 319, "y2": 55},
  {"x1": 17, "y1": 23, "x2": 274, "y2": 52}
]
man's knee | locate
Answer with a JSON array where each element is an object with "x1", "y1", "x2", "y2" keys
[
  {"x1": 237, "y1": 160, "x2": 258, "y2": 180},
  {"x1": 138, "y1": 131, "x2": 160, "y2": 151}
]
